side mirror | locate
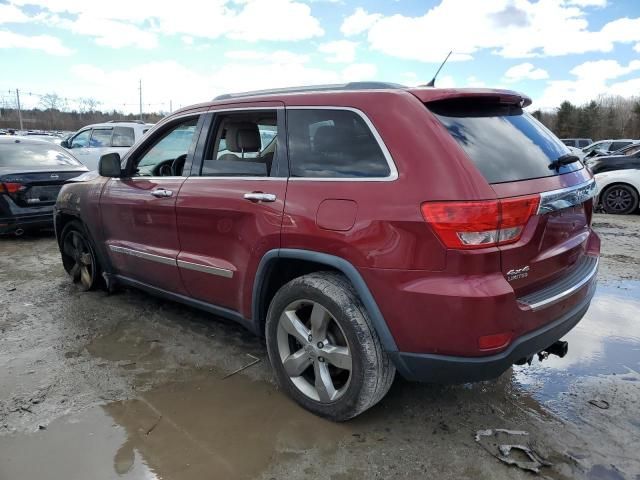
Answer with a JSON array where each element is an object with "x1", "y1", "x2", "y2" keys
[
  {"x1": 98, "y1": 152, "x2": 122, "y2": 177},
  {"x1": 60, "y1": 139, "x2": 69, "y2": 148}
]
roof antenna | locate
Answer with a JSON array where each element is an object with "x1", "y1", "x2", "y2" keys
[{"x1": 424, "y1": 50, "x2": 453, "y2": 87}]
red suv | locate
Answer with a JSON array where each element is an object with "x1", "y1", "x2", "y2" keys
[{"x1": 54, "y1": 83, "x2": 600, "y2": 421}]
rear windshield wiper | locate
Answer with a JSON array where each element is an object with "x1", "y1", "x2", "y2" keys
[{"x1": 549, "y1": 154, "x2": 580, "y2": 171}]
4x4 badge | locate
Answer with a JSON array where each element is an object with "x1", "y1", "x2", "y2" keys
[{"x1": 506, "y1": 266, "x2": 530, "y2": 281}]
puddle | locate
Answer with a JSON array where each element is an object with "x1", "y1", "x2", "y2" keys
[
  {"x1": 514, "y1": 281, "x2": 640, "y2": 417},
  {"x1": 0, "y1": 370, "x2": 348, "y2": 480}
]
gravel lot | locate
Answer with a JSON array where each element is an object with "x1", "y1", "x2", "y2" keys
[{"x1": 1, "y1": 214, "x2": 639, "y2": 480}]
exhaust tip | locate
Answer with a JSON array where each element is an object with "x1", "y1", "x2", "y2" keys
[{"x1": 544, "y1": 340, "x2": 568, "y2": 358}]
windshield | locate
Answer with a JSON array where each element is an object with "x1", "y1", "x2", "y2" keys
[
  {"x1": 0, "y1": 142, "x2": 84, "y2": 169},
  {"x1": 429, "y1": 100, "x2": 583, "y2": 184}
]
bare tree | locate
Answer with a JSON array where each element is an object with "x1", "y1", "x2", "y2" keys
[{"x1": 39, "y1": 93, "x2": 67, "y2": 112}]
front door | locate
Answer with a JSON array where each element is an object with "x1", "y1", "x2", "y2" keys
[
  {"x1": 176, "y1": 104, "x2": 287, "y2": 319},
  {"x1": 100, "y1": 113, "x2": 204, "y2": 294}
]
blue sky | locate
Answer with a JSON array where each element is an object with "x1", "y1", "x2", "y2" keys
[{"x1": 1, "y1": 0, "x2": 639, "y2": 113}]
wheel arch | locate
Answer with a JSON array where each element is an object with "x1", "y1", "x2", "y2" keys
[
  {"x1": 252, "y1": 249, "x2": 398, "y2": 352},
  {"x1": 56, "y1": 210, "x2": 113, "y2": 276}
]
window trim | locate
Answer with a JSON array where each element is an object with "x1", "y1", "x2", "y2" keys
[
  {"x1": 69, "y1": 128, "x2": 91, "y2": 149},
  {"x1": 122, "y1": 112, "x2": 204, "y2": 178},
  {"x1": 286, "y1": 106, "x2": 399, "y2": 182}
]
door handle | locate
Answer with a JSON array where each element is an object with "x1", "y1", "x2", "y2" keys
[
  {"x1": 150, "y1": 188, "x2": 173, "y2": 198},
  {"x1": 243, "y1": 192, "x2": 276, "y2": 202}
]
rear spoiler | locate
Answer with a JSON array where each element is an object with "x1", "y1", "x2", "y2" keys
[{"x1": 408, "y1": 88, "x2": 532, "y2": 108}]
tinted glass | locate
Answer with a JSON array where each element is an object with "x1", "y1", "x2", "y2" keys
[
  {"x1": 70, "y1": 129, "x2": 91, "y2": 148},
  {"x1": 287, "y1": 109, "x2": 390, "y2": 178},
  {"x1": 201, "y1": 111, "x2": 277, "y2": 177},
  {"x1": 112, "y1": 127, "x2": 135, "y2": 147},
  {"x1": 561, "y1": 139, "x2": 574, "y2": 146},
  {"x1": 609, "y1": 141, "x2": 631, "y2": 152},
  {"x1": 430, "y1": 101, "x2": 582, "y2": 184},
  {"x1": 578, "y1": 139, "x2": 590, "y2": 147},
  {"x1": 134, "y1": 117, "x2": 198, "y2": 176},
  {"x1": 0, "y1": 142, "x2": 84, "y2": 168},
  {"x1": 90, "y1": 128, "x2": 112, "y2": 147}
]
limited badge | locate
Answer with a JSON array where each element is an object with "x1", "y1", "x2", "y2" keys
[{"x1": 506, "y1": 265, "x2": 530, "y2": 281}]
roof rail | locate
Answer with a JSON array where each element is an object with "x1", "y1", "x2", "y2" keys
[
  {"x1": 213, "y1": 81, "x2": 406, "y2": 101},
  {"x1": 106, "y1": 120, "x2": 146, "y2": 124}
]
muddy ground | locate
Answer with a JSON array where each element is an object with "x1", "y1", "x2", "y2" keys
[{"x1": 1, "y1": 214, "x2": 639, "y2": 480}]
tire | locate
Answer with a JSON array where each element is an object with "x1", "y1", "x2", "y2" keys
[
  {"x1": 60, "y1": 220, "x2": 101, "y2": 291},
  {"x1": 601, "y1": 184, "x2": 639, "y2": 215},
  {"x1": 265, "y1": 271, "x2": 395, "y2": 421}
]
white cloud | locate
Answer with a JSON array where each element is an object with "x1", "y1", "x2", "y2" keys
[
  {"x1": 224, "y1": 50, "x2": 309, "y2": 64},
  {"x1": 535, "y1": 59, "x2": 640, "y2": 109},
  {"x1": 181, "y1": 36, "x2": 194, "y2": 45},
  {"x1": 7, "y1": 0, "x2": 324, "y2": 47},
  {"x1": 341, "y1": 7, "x2": 381, "y2": 36},
  {"x1": 342, "y1": 63, "x2": 377, "y2": 81},
  {"x1": 68, "y1": 57, "x2": 380, "y2": 112},
  {"x1": 504, "y1": 62, "x2": 549, "y2": 82},
  {"x1": 634, "y1": 43, "x2": 640, "y2": 53},
  {"x1": 340, "y1": 1, "x2": 640, "y2": 62},
  {"x1": 465, "y1": 75, "x2": 486, "y2": 87},
  {"x1": 567, "y1": 0, "x2": 607, "y2": 6},
  {"x1": 0, "y1": 30, "x2": 72, "y2": 55},
  {"x1": 318, "y1": 40, "x2": 358, "y2": 63},
  {"x1": 0, "y1": 3, "x2": 29, "y2": 23}
]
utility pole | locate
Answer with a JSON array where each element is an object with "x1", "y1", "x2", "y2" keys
[
  {"x1": 16, "y1": 89, "x2": 24, "y2": 131},
  {"x1": 138, "y1": 79, "x2": 143, "y2": 121}
]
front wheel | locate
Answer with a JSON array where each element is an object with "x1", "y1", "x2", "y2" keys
[
  {"x1": 601, "y1": 184, "x2": 639, "y2": 215},
  {"x1": 60, "y1": 221, "x2": 101, "y2": 291},
  {"x1": 265, "y1": 272, "x2": 395, "y2": 421}
]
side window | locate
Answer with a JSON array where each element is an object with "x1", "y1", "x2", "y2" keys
[
  {"x1": 132, "y1": 117, "x2": 199, "y2": 177},
  {"x1": 578, "y1": 139, "x2": 589, "y2": 148},
  {"x1": 89, "y1": 128, "x2": 113, "y2": 147},
  {"x1": 69, "y1": 129, "x2": 91, "y2": 148},
  {"x1": 287, "y1": 109, "x2": 391, "y2": 178},
  {"x1": 201, "y1": 110, "x2": 278, "y2": 177},
  {"x1": 610, "y1": 141, "x2": 629, "y2": 151},
  {"x1": 112, "y1": 127, "x2": 135, "y2": 147}
]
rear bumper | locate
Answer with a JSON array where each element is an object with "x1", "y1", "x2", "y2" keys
[
  {"x1": 390, "y1": 278, "x2": 596, "y2": 383},
  {"x1": 0, "y1": 212, "x2": 54, "y2": 234}
]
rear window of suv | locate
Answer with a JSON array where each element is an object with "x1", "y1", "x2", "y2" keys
[{"x1": 429, "y1": 99, "x2": 582, "y2": 184}]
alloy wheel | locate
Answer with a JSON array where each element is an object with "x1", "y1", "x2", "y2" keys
[
  {"x1": 62, "y1": 230, "x2": 94, "y2": 290},
  {"x1": 604, "y1": 187, "x2": 633, "y2": 213},
  {"x1": 276, "y1": 299, "x2": 352, "y2": 403}
]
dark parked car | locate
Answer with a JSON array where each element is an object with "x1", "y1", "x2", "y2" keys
[
  {"x1": 561, "y1": 138, "x2": 592, "y2": 148},
  {"x1": 54, "y1": 83, "x2": 600, "y2": 420},
  {"x1": 1, "y1": 137, "x2": 88, "y2": 235},
  {"x1": 587, "y1": 149, "x2": 640, "y2": 175}
]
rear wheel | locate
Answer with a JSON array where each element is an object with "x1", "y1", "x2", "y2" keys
[
  {"x1": 601, "y1": 184, "x2": 639, "y2": 215},
  {"x1": 265, "y1": 272, "x2": 395, "y2": 421},
  {"x1": 60, "y1": 221, "x2": 100, "y2": 291}
]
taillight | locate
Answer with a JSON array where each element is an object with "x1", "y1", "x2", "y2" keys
[
  {"x1": 421, "y1": 195, "x2": 540, "y2": 249},
  {"x1": 0, "y1": 182, "x2": 23, "y2": 194}
]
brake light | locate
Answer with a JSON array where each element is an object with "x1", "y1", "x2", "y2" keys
[
  {"x1": 421, "y1": 195, "x2": 540, "y2": 249},
  {"x1": 0, "y1": 182, "x2": 23, "y2": 194}
]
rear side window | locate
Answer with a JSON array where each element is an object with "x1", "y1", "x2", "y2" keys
[
  {"x1": 112, "y1": 127, "x2": 135, "y2": 147},
  {"x1": 430, "y1": 100, "x2": 582, "y2": 184},
  {"x1": 561, "y1": 139, "x2": 575, "y2": 147},
  {"x1": 578, "y1": 139, "x2": 590, "y2": 148},
  {"x1": 287, "y1": 109, "x2": 390, "y2": 178},
  {"x1": 609, "y1": 141, "x2": 631, "y2": 151}
]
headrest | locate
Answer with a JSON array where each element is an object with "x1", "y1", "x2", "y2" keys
[{"x1": 225, "y1": 122, "x2": 261, "y2": 153}]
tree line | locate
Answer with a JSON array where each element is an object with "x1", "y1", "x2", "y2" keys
[
  {"x1": 0, "y1": 93, "x2": 164, "y2": 132},
  {"x1": 532, "y1": 95, "x2": 640, "y2": 140}
]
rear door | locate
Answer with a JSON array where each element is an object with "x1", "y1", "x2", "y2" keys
[
  {"x1": 428, "y1": 98, "x2": 596, "y2": 297},
  {"x1": 175, "y1": 103, "x2": 286, "y2": 318},
  {"x1": 100, "y1": 113, "x2": 204, "y2": 294}
]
